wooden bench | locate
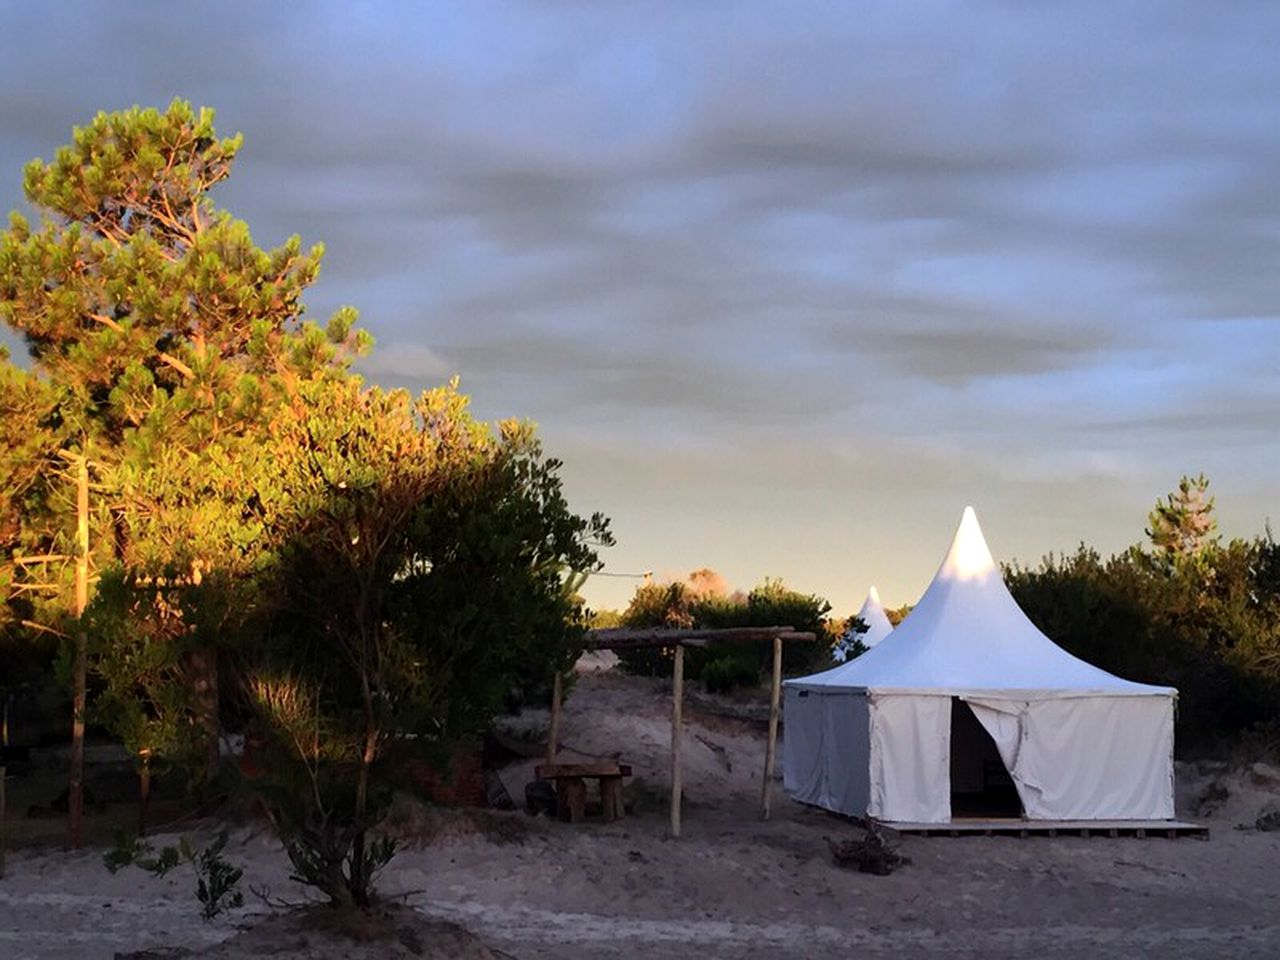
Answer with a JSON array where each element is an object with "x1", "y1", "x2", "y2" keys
[{"x1": 534, "y1": 762, "x2": 632, "y2": 823}]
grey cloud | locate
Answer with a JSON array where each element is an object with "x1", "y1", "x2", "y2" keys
[
  {"x1": 3, "y1": 1, "x2": 1279, "y2": 609},
  {"x1": 867, "y1": 325, "x2": 1104, "y2": 386}
]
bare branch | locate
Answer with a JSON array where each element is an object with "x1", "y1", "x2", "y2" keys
[
  {"x1": 20, "y1": 619, "x2": 71, "y2": 639},
  {"x1": 88, "y1": 312, "x2": 124, "y2": 333},
  {"x1": 157, "y1": 351, "x2": 195, "y2": 380}
]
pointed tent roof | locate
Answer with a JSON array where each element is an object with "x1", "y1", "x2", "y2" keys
[
  {"x1": 788, "y1": 507, "x2": 1175, "y2": 698},
  {"x1": 830, "y1": 586, "x2": 894, "y2": 663},
  {"x1": 855, "y1": 586, "x2": 894, "y2": 649}
]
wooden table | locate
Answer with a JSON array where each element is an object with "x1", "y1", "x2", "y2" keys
[{"x1": 534, "y1": 762, "x2": 632, "y2": 823}]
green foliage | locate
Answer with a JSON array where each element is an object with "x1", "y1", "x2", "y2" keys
[
  {"x1": 1, "y1": 99, "x2": 366, "y2": 430},
  {"x1": 702, "y1": 654, "x2": 761, "y2": 694},
  {"x1": 616, "y1": 577, "x2": 831, "y2": 689},
  {"x1": 623, "y1": 581, "x2": 694, "y2": 630},
  {"x1": 282, "y1": 828, "x2": 397, "y2": 903},
  {"x1": 1, "y1": 99, "x2": 369, "y2": 763},
  {"x1": 1147, "y1": 473, "x2": 1218, "y2": 558},
  {"x1": 884, "y1": 604, "x2": 913, "y2": 627},
  {"x1": 833, "y1": 615, "x2": 869, "y2": 661},
  {"x1": 587, "y1": 608, "x2": 623, "y2": 629},
  {"x1": 240, "y1": 379, "x2": 611, "y2": 907},
  {"x1": 4, "y1": 102, "x2": 612, "y2": 911},
  {"x1": 103, "y1": 829, "x2": 244, "y2": 921},
  {"x1": 0, "y1": 346, "x2": 84, "y2": 676},
  {"x1": 189, "y1": 833, "x2": 246, "y2": 922}
]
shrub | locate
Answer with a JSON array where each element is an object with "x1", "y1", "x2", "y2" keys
[
  {"x1": 616, "y1": 577, "x2": 832, "y2": 690},
  {"x1": 104, "y1": 830, "x2": 245, "y2": 921},
  {"x1": 702, "y1": 654, "x2": 761, "y2": 694}
]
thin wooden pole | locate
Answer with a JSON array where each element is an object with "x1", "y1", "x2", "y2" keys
[
  {"x1": 138, "y1": 749, "x2": 152, "y2": 837},
  {"x1": 0, "y1": 760, "x2": 6, "y2": 879},
  {"x1": 546, "y1": 671, "x2": 563, "y2": 766},
  {"x1": 760, "y1": 634, "x2": 783, "y2": 820},
  {"x1": 1, "y1": 694, "x2": 7, "y2": 878},
  {"x1": 1, "y1": 697, "x2": 7, "y2": 878},
  {"x1": 670, "y1": 644, "x2": 684, "y2": 838},
  {"x1": 69, "y1": 455, "x2": 89, "y2": 850}
]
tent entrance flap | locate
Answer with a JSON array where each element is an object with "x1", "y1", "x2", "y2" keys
[{"x1": 949, "y1": 698, "x2": 1021, "y2": 818}]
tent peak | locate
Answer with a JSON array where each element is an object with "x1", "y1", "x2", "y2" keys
[
  {"x1": 849, "y1": 585, "x2": 894, "y2": 652},
  {"x1": 939, "y1": 506, "x2": 997, "y2": 582}
]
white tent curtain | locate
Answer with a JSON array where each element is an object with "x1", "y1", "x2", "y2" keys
[
  {"x1": 961, "y1": 697, "x2": 1026, "y2": 808},
  {"x1": 868, "y1": 694, "x2": 951, "y2": 823},
  {"x1": 964, "y1": 695, "x2": 1175, "y2": 820}
]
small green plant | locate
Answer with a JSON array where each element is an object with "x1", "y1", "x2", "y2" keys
[{"x1": 104, "y1": 829, "x2": 245, "y2": 921}]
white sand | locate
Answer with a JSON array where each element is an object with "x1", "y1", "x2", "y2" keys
[{"x1": 3, "y1": 671, "x2": 1279, "y2": 959}]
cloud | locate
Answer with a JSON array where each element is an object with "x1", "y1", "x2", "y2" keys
[
  {"x1": 2, "y1": 0, "x2": 1278, "y2": 612},
  {"x1": 356, "y1": 343, "x2": 453, "y2": 383}
]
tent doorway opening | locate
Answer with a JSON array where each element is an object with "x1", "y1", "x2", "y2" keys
[{"x1": 949, "y1": 698, "x2": 1022, "y2": 818}]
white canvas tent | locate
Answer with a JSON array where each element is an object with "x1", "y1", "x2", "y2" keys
[
  {"x1": 834, "y1": 586, "x2": 893, "y2": 661},
  {"x1": 783, "y1": 507, "x2": 1176, "y2": 823}
]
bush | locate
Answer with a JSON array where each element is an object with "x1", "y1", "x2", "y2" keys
[
  {"x1": 104, "y1": 830, "x2": 245, "y2": 921},
  {"x1": 1007, "y1": 537, "x2": 1280, "y2": 754},
  {"x1": 702, "y1": 654, "x2": 761, "y2": 694},
  {"x1": 615, "y1": 578, "x2": 832, "y2": 690}
]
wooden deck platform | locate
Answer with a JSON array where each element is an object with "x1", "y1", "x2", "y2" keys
[{"x1": 882, "y1": 818, "x2": 1209, "y2": 839}]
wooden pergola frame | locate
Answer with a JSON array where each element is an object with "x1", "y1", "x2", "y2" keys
[{"x1": 545, "y1": 626, "x2": 817, "y2": 837}]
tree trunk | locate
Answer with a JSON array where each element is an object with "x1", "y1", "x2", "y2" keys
[
  {"x1": 1, "y1": 759, "x2": 7, "y2": 879},
  {"x1": 184, "y1": 646, "x2": 220, "y2": 787},
  {"x1": 349, "y1": 827, "x2": 367, "y2": 908},
  {"x1": 349, "y1": 721, "x2": 378, "y2": 907},
  {"x1": 138, "y1": 750, "x2": 152, "y2": 836},
  {"x1": 70, "y1": 455, "x2": 89, "y2": 849},
  {"x1": 1, "y1": 695, "x2": 7, "y2": 877}
]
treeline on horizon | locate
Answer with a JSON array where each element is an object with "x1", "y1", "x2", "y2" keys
[{"x1": 604, "y1": 476, "x2": 1280, "y2": 754}]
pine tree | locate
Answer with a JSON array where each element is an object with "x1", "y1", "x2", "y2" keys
[
  {"x1": 3, "y1": 102, "x2": 613, "y2": 904},
  {"x1": 1146, "y1": 474, "x2": 1219, "y2": 558},
  {"x1": 0, "y1": 346, "x2": 67, "y2": 646},
  {"x1": 1, "y1": 100, "x2": 368, "y2": 807}
]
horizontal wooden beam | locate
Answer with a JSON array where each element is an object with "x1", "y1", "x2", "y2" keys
[
  {"x1": 535, "y1": 762, "x2": 632, "y2": 779},
  {"x1": 587, "y1": 626, "x2": 817, "y2": 650}
]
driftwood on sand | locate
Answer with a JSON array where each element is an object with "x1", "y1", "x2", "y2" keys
[{"x1": 827, "y1": 823, "x2": 912, "y2": 875}]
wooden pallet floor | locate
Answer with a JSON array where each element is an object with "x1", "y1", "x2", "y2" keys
[{"x1": 882, "y1": 818, "x2": 1209, "y2": 839}]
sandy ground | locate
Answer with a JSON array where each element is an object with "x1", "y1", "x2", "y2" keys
[{"x1": 3, "y1": 669, "x2": 1280, "y2": 959}]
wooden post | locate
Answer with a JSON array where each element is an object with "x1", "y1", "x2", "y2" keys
[
  {"x1": 600, "y1": 775, "x2": 624, "y2": 822},
  {"x1": 1, "y1": 695, "x2": 7, "y2": 878},
  {"x1": 138, "y1": 748, "x2": 152, "y2": 836},
  {"x1": 546, "y1": 671, "x2": 563, "y2": 766},
  {"x1": 70, "y1": 455, "x2": 89, "y2": 850},
  {"x1": 185, "y1": 646, "x2": 220, "y2": 786},
  {"x1": 559, "y1": 777, "x2": 586, "y2": 823},
  {"x1": 670, "y1": 644, "x2": 684, "y2": 838},
  {"x1": 0, "y1": 759, "x2": 6, "y2": 880},
  {"x1": 760, "y1": 634, "x2": 783, "y2": 820}
]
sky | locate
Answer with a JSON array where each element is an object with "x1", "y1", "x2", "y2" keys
[{"x1": 2, "y1": 2, "x2": 1278, "y2": 615}]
